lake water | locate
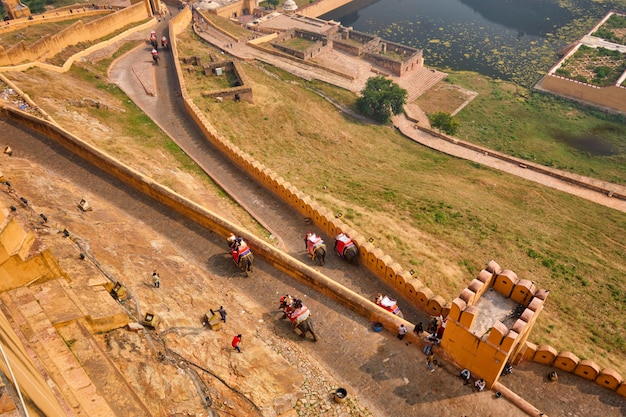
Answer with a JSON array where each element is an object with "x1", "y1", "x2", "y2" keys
[{"x1": 321, "y1": 0, "x2": 616, "y2": 86}]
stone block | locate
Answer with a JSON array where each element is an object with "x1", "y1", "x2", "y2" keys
[
  {"x1": 448, "y1": 297, "x2": 466, "y2": 322},
  {"x1": 485, "y1": 260, "x2": 502, "y2": 275},
  {"x1": 427, "y1": 295, "x2": 446, "y2": 316},
  {"x1": 595, "y1": 368, "x2": 623, "y2": 390},
  {"x1": 487, "y1": 320, "x2": 507, "y2": 346},
  {"x1": 533, "y1": 344, "x2": 558, "y2": 365},
  {"x1": 554, "y1": 351, "x2": 579, "y2": 372},
  {"x1": 493, "y1": 270, "x2": 517, "y2": 297},
  {"x1": 574, "y1": 359, "x2": 601, "y2": 380},
  {"x1": 510, "y1": 279, "x2": 535, "y2": 305},
  {"x1": 459, "y1": 305, "x2": 477, "y2": 329}
]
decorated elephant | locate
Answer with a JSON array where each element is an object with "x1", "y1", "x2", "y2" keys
[
  {"x1": 281, "y1": 295, "x2": 318, "y2": 341},
  {"x1": 304, "y1": 232, "x2": 326, "y2": 266},
  {"x1": 228, "y1": 234, "x2": 253, "y2": 277},
  {"x1": 335, "y1": 233, "x2": 358, "y2": 265}
]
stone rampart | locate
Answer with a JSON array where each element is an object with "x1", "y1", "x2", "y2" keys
[
  {"x1": 519, "y1": 342, "x2": 625, "y2": 397},
  {"x1": 0, "y1": 7, "x2": 111, "y2": 35},
  {"x1": 0, "y1": 3, "x2": 149, "y2": 66},
  {"x1": 441, "y1": 261, "x2": 550, "y2": 388}
]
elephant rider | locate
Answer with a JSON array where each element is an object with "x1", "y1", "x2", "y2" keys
[
  {"x1": 334, "y1": 232, "x2": 354, "y2": 257},
  {"x1": 161, "y1": 35, "x2": 169, "y2": 49},
  {"x1": 228, "y1": 234, "x2": 250, "y2": 264},
  {"x1": 286, "y1": 299, "x2": 310, "y2": 327},
  {"x1": 304, "y1": 233, "x2": 325, "y2": 259}
]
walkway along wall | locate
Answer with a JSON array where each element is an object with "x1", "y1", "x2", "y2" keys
[
  {"x1": 176, "y1": 8, "x2": 446, "y2": 317},
  {"x1": 412, "y1": 124, "x2": 626, "y2": 201}
]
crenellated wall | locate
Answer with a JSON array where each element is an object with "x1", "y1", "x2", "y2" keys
[{"x1": 441, "y1": 261, "x2": 550, "y2": 388}]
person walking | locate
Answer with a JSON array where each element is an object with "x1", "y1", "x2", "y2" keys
[
  {"x1": 232, "y1": 334, "x2": 242, "y2": 353},
  {"x1": 414, "y1": 321, "x2": 423, "y2": 336},
  {"x1": 397, "y1": 324, "x2": 407, "y2": 340},
  {"x1": 426, "y1": 349, "x2": 435, "y2": 372},
  {"x1": 217, "y1": 306, "x2": 227, "y2": 323},
  {"x1": 152, "y1": 270, "x2": 160, "y2": 288}
]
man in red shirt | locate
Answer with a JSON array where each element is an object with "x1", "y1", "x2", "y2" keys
[{"x1": 232, "y1": 334, "x2": 242, "y2": 353}]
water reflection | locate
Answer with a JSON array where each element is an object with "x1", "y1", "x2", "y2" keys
[
  {"x1": 459, "y1": 0, "x2": 572, "y2": 36},
  {"x1": 321, "y1": 0, "x2": 612, "y2": 86}
]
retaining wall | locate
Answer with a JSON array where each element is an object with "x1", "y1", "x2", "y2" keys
[
  {"x1": 0, "y1": 3, "x2": 149, "y2": 66},
  {"x1": 538, "y1": 74, "x2": 626, "y2": 114},
  {"x1": 415, "y1": 125, "x2": 626, "y2": 201}
]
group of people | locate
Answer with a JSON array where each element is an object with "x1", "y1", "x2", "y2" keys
[
  {"x1": 150, "y1": 30, "x2": 169, "y2": 64},
  {"x1": 279, "y1": 294, "x2": 310, "y2": 327}
]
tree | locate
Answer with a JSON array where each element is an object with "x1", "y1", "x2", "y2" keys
[
  {"x1": 429, "y1": 111, "x2": 460, "y2": 135},
  {"x1": 266, "y1": 0, "x2": 279, "y2": 9},
  {"x1": 356, "y1": 76, "x2": 407, "y2": 124}
]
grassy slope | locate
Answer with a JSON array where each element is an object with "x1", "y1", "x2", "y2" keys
[{"x1": 177, "y1": 32, "x2": 626, "y2": 376}]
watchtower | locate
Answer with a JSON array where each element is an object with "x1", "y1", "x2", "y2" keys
[{"x1": 441, "y1": 261, "x2": 549, "y2": 388}]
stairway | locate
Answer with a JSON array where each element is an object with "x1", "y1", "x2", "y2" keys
[{"x1": 396, "y1": 66, "x2": 448, "y2": 102}]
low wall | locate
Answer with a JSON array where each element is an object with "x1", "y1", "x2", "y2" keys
[
  {"x1": 538, "y1": 74, "x2": 626, "y2": 114},
  {"x1": 415, "y1": 125, "x2": 626, "y2": 201},
  {"x1": 522, "y1": 342, "x2": 625, "y2": 398}
]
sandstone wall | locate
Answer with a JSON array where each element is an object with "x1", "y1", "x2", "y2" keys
[
  {"x1": 0, "y1": 3, "x2": 149, "y2": 66},
  {"x1": 538, "y1": 74, "x2": 626, "y2": 114}
]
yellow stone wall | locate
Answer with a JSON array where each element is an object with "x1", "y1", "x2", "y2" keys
[
  {"x1": 0, "y1": 3, "x2": 149, "y2": 66},
  {"x1": 539, "y1": 74, "x2": 626, "y2": 114}
]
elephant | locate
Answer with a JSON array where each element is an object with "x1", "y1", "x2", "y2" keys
[
  {"x1": 312, "y1": 245, "x2": 326, "y2": 266},
  {"x1": 334, "y1": 233, "x2": 358, "y2": 265},
  {"x1": 304, "y1": 233, "x2": 326, "y2": 266},
  {"x1": 228, "y1": 234, "x2": 253, "y2": 277},
  {"x1": 236, "y1": 252, "x2": 254, "y2": 277},
  {"x1": 294, "y1": 316, "x2": 317, "y2": 342},
  {"x1": 281, "y1": 296, "x2": 318, "y2": 341}
]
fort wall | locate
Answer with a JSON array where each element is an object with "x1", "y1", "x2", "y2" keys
[{"x1": 0, "y1": 3, "x2": 149, "y2": 66}]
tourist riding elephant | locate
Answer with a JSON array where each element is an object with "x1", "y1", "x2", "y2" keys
[
  {"x1": 281, "y1": 295, "x2": 318, "y2": 341},
  {"x1": 228, "y1": 234, "x2": 254, "y2": 277},
  {"x1": 335, "y1": 233, "x2": 358, "y2": 265},
  {"x1": 304, "y1": 232, "x2": 326, "y2": 266}
]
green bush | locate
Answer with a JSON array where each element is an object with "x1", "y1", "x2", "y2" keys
[{"x1": 594, "y1": 66, "x2": 612, "y2": 78}]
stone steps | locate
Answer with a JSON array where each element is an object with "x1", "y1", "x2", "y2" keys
[
  {"x1": 397, "y1": 66, "x2": 448, "y2": 102},
  {"x1": 1, "y1": 287, "x2": 107, "y2": 417},
  {"x1": 2, "y1": 282, "x2": 151, "y2": 417}
]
